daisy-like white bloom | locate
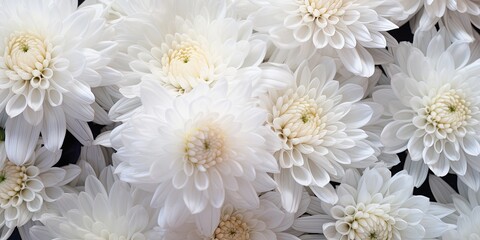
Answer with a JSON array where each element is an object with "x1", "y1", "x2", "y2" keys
[
  {"x1": 259, "y1": 57, "x2": 380, "y2": 213},
  {"x1": 294, "y1": 167, "x2": 455, "y2": 240},
  {"x1": 110, "y1": 80, "x2": 280, "y2": 236},
  {"x1": 108, "y1": 0, "x2": 277, "y2": 122},
  {"x1": 429, "y1": 175, "x2": 480, "y2": 239},
  {"x1": 375, "y1": 28, "x2": 480, "y2": 189},
  {"x1": 247, "y1": 0, "x2": 403, "y2": 77},
  {"x1": 164, "y1": 192, "x2": 301, "y2": 240},
  {"x1": 30, "y1": 168, "x2": 161, "y2": 240},
  {"x1": 0, "y1": 0, "x2": 121, "y2": 165},
  {"x1": 0, "y1": 143, "x2": 80, "y2": 240}
]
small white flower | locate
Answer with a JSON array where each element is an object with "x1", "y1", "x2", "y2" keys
[
  {"x1": 0, "y1": 0, "x2": 121, "y2": 165},
  {"x1": 294, "y1": 167, "x2": 455, "y2": 240},
  {"x1": 0, "y1": 143, "x2": 80, "y2": 240},
  {"x1": 30, "y1": 168, "x2": 161, "y2": 240},
  {"x1": 247, "y1": 0, "x2": 401, "y2": 77},
  {"x1": 375, "y1": 28, "x2": 480, "y2": 189},
  {"x1": 111, "y1": 80, "x2": 280, "y2": 236},
  {"x1": 260, "y1": 57, "x2": 380, "y2": 212},
  {"x1": 164, "y1": 192, "x2": 301, "y2": 240}
]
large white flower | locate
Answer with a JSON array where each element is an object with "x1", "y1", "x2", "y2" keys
[
  {"x1": 108, "y1": 0, "x2": 277, "y2": 122},
  {"x1": 259, "y1": 57, "x2": 380, "y2": 213},
  {"x1": 110, "y1": 80, "x2": 280, "y2": 236},
  {"x1": 247, "y1": 0, "x2": 402, "y2": 77},
  {"x1": 0, "y1": 143, "x2": 80, "y2": 240},
  {"x1": 293, "y1": 167, "x2": 455, "y2": 239},
  {"x1": 375, "y1": 29, "x2": 480, "y2": 189},
  {"x1": 29, "y1": 168, "x2": 161, "y2": 240},
  {"x1": 164, "y1": 192, "x2": 301, "y2": 240},
  {"x1": 0, "y1": 0, "x2": 121, "y2": 165}
]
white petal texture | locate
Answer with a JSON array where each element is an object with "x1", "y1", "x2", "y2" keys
[
  {"x1": 248, "y1": 0, "x2": 402, "y2": 76},
  {"x1": 294, "y1": 167, "x2": 454, "y2": 240},
  {"x1": 164, "y1": 192, "x2": 300, "y2": 240},
  {"x1": 0, "y1": 0, "x2": 119, "y2": 165},
  {"x1": 0, "y1": 142, "x2": 79, "y2": 240},
  {"x1": 110, "y1": 79, "x2": 280, "y2": 236},
  {"x1": 29, "y1": 168, "x2": 161, "y2": 240},
  {"x1": 408, "y1": 0, "x2": 480, "y2": 41},
  {"x1": 430, "y1": 176, "x2": 480, "y2": 240},
  {"x1": 260, "y1": 57, "x2": 380, "y2": 213},
  {"x1": 375, "y1": 28, "x2": 480, "y2": 189}
]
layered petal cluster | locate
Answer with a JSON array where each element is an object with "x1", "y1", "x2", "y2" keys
[
  {"x1": 294, "y1": 167, "x2": 454, "y2": 239},
  {"x1": 260, "y1": 57, "x2": 379, "y2": 212},
  {"x1": 164, "y1": 192, "x2": 300, "y2": 240},
  {"x1": 109, "y1": 0, "x2": 272, "y2": 122},
  {"x1": 401, "y1": 0, "x2": 480, "y2": 40},
  {"x1": 30, "y1": 168, "x2": 161, "y2": 240},
  {"x1": 0, "y1": 0, "x2": 120, "y2": 165},
  {"x1": 0, "y1": 144, "x2": 80, "y2": 240},
  {"x1": 247, "y1": 0, "x2": 402, "y2": 77},
  {"x1": 375, "y1": 29, "x2": 480, "y2": 189},
  {"x1": 430, "y1": 175, "x2": 480, "y2": 239},
  {"x1": 110, "y1": 80, "x2": 280, "y2": 236},
  {"x1": 82, "y1": 0, "x2": 160, "y2": 23}
]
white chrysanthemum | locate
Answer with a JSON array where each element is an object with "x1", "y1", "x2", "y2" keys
[
  {"x1": 429, "y1": 175, "x2": 480, "y2": 240},
  {"x1": 294, "y1": 167, "x2": 455, "y2": 240},
  {"x1": 108, "y1": 0, "x2": 276, "y2": 122},
  {"x1": 259, "y1": 57, "x2": 379, "y2": 213},
  {"x1": 0, "y1": 0, "x2": 121, "y2": 165},
  {"x1": 30, "y1": 168, "x2": 161, "y2": 240},
  {"x1": 0, "y1": 143, "x2": 80, "y2": 240},
  {"x1": 164, "y1": 192, "x2": 300, "y2": 240},
  {"x1": 247, "y1": 0, "x2": 402, "y2": 77},
  {"x1": 375, "y1": 29, "x2": 480, "y2": 189},
  {"x1": 111, "y1": 80, "x2": 280, "y2": 236}
]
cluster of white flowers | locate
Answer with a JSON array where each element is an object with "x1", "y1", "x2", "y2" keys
[{"x1": 0, "y1": 0, "x2": 478, "y2": 239}]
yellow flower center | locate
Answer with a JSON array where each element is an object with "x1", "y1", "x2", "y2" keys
[
  {"x1": 333, "y1": 203, "x2": 395, "y2": 240},
  {"x1": 160, "y1": 34, "x2": 215, "y2": 94},
  {"x1": 271, "y1": 91, "x2": 326, "y2": 149},
  {"x1": 185, "y1": 125, "x2": 226, "y2": 171},
  {"x1": 426, "y1": 89, "x2": 471, "y2": 133},
  {"x1": 0, "y1": 161, "x2": 28, "y2": 202},
  {"x1": 213, "y1": 213, "x2": 250, "y2": 240},
  {"x1": 298, "y1": 0, "x2": 350, "y2": 27},
  {"x1": 4, "y1": 32, "x2": 53, "y2": 86}
]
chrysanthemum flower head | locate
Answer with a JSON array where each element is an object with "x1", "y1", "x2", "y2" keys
[
  {"x1": 0, "y1": 143, "x2": 80, "y2": 240},
  {"x1": 294, "y1": 167, "x2": 455, "y2": 239},
  {"x1": 375, "y1": 28, "x2": 480, "y2": 189},
  {"x1": 0, "y1": 0, "x2": 121, "y2": 165},
  {"x1": 247, "y1": 0, "x2": 402, "y2": 77},
  {"x1": 164, "y1": 192, "x2": 302, "y2": 240},
  {"x1": 111, "y1": 79, "x2": 280, "y2": 236},
  {"x1": 108, "y1": 0, "x2": 278, "y2": 122},
  {"x1": 260, "y1": 56, "x2": 380, "y2": 213},
  {"x1": 29, "y1": 167, "x2": 161, "y2": 240}
]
